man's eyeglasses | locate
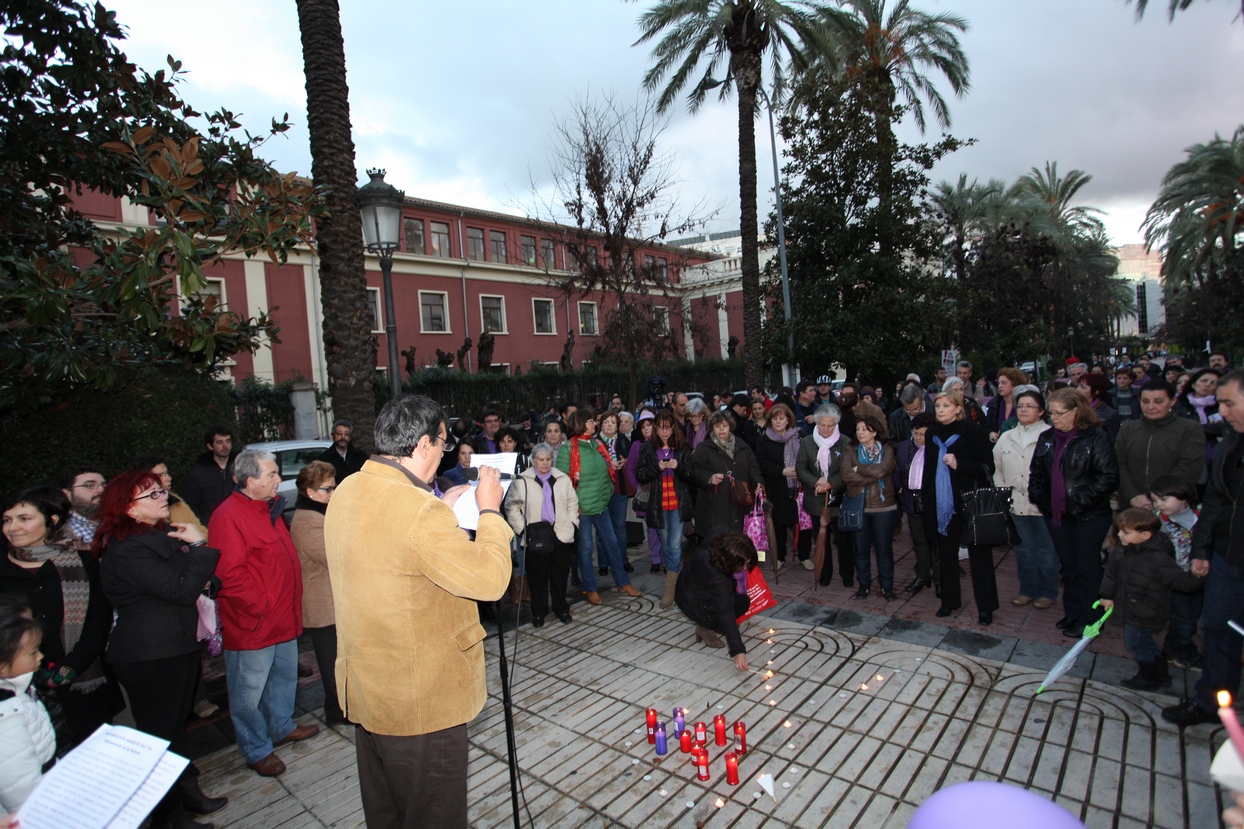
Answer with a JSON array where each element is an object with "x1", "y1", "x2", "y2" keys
[
  {"x1": 73, "y1": 481, "x2": 106, "y2": 491},
  {"x1": 131, "y1": 489, "x2": 170, "y2": 502}
]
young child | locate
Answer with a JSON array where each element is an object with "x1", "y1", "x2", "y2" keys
[
  {"x1": 1100, "y1": 508, "x2": 1206, "y2": 691},
  {"x1": 0, "y1": 597, "x2": 57, "y2": 817},
  {"x1": 1149, "y1": 475, "x2": 1203, "y2": 670}
]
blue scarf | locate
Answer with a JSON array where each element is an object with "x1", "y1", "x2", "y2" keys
[{"x1": 932, "y1": 434, "x2": 960, "y2": 536}]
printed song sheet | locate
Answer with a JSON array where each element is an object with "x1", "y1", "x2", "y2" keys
[{"x1": 450, "y1": 452, "x2": 518, "y2": 530}]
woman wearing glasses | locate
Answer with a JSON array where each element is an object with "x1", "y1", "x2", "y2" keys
[
  {"x1": 95, "y1": 469, "x2": 228, "y2": 825},
  {"x1": 290, "y1": 461, "x2": 344, "y2": 727},
  {"x1": 1028, "y1": 388, "x2": 1120, "y2": 638}
]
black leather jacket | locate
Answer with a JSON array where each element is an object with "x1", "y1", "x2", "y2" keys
[{"x1": 1027, "y1": 426, "x2": 1120, "y2": 522}]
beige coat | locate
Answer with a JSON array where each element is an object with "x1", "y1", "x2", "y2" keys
[
  {"x1": 504, "y1": 467, "x2": 579, "y2": 544},
  {"x1": 992, "y1": 421, "x2": 1047, "y2": 517},
  {"x1": 290, "y1": 508, "x2": 335, "y2": 628},
  {"x1": 324, "y1": 460, "x2": 512, "y2": 737}
]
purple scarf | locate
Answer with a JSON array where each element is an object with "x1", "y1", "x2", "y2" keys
[
  {"x1": 764, "y1": 425, "x2": 802, "y2": 488},
  {"x1": 1050, "y1": 428, "x2": 1078, "y2": 527},
  {"x1": 534, "y1": 471, "x2": 557, "y2": 524},
  {"x1": 733, "y1": 570, "x2": 748, "y2": 595},
  {"x1": 1188, "y1": 394, "x2": 1216, "y2": 425}
]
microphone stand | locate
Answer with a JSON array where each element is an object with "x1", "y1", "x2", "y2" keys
[{"x1": 493, "y1": 594, "x2": 522, "y2": 829}]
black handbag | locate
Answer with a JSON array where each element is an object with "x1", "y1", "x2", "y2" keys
[
  {"x1": 524, "y1": 520, "x2": 557, "y2": 554},
  {"x1": 961, "y1": 486, "x2": 1014, "y2": 547},
  {"x1": 838, "y1": 492, "x2": 866, "y2": 533}
]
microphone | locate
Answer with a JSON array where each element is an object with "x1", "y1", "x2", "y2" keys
[{"x1": 461, "y1": 467, "x2": 513, "y2": 481}]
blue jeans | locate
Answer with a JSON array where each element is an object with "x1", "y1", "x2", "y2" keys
[
  {"x1": 657, "y1": 510, "x2": 684, "y2": 572},
  {"x1": 1164, "y1": 589, "x2": 1204, "y2": 661},
  {"x1": 576, "y1": 511, "x2": 629, "y2": 593},
  {"x1": 605, "y1": 494, "x2": 629, "y2": 568},
  {"x1": 224, "y1": 639, "x2": 298, "y2": 763},
  {"x1": 1011, "y1": 514, "x2": 1060, "y2": 601},
  {"x1": 1124, "y1": 623, "x2": 1162, "y2": 663},
  {"x1": 1195, "y1": 553, "x2": 1244, "y2": 711},
  {"x1": 852, "y1": 509, "x2": 898, "y2": 591}
]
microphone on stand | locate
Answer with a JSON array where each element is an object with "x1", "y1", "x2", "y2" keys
[{"x1": 461, "y1": 467, "x2": 514, "y2": 481}]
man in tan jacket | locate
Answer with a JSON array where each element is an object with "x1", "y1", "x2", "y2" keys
[{"x1": 325, "y1": 395, "x2": 512, "y2": 828}]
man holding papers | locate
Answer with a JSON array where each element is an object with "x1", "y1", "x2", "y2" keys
[{"x1": 326, "y1": 395, "x2": 512, "y2": 828}]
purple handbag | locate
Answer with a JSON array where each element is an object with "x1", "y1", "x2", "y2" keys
[
  {"x1": 796, "y1": 488, "x2": 813, "y2": 531},
  {"x1": 744, "y1": 491, "x2": 768, "y2": 552}
]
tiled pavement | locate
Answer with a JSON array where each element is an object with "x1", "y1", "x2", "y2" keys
[{"x1": 192, "y1": 532, "x2": 1233, "y2": 828}]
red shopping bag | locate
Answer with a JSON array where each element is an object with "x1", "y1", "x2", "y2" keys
[{"x1": 737, "y1": 568, "x2": 778, "y2": 623}]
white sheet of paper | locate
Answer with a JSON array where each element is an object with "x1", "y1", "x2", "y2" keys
[
  {"x1": 17, "y1": 724, "x2": 169, "y2": 829},
  {"x1": 106, "y1": 751, "x2": 190, "y2": 829},
  {"x1": 450, "y1": 453, "x2": 517, "y2": 530}
]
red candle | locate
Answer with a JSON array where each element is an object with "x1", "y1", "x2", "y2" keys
[
  {"x1": 713, "y1": 714, "x2": 728, "y2": 746},
  {"x1": 696, "y1": 748, "x2": 711, "y2": 781},
  {"x1": 733, "y1": 720, "x2": 747, "y2": 755},
  {"x1": 679, "y1": 730, "x2": 693, "y2": 754},
  {"x1": 1218, "y1": 691, "x2": 1244, "y2": 761},
  {"x1": 725, "y1": 751, "x2": 740, "y2": 785},
  {"x1": 646, "y1": 708, "x2": 658, "y2": 745},
  {"x1": 694, "y1": 721, "x2": 708, "y2": 746}
]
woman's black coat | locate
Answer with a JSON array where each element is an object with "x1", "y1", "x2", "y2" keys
[
  {"x1": 635, "y1": 442, "x2": 695, "y2": 529},
  {"x1": 920, "y1": 419, "x2": 995, "y2": 539},
  {"x1": 674, "y1": 546, "x2": 749, "y2": 656},
  {"x1": 1027, "y1": 426, "x2": 1120, "y2": 522},
  {"x1": 754, "y1": 433, "x2": 799, "y2": 525},
  {"x1": 0, "y1": 551, "x2": 112, "y2": 676},
  {"x1": 99, "y1": 529, "x2": 221, "y2": 665}
]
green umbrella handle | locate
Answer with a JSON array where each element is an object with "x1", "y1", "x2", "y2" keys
[{"x1": 1083, "y1": 599, "x2": 1113, "y2": 638}]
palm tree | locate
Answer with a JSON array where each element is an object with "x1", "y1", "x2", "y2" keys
[
  {"x1": 1011, "y1": 161, "x2": 1106, "y2": 247},
  {"x1": 1142, "y1": 126, "x2": 1244, "y2": 288},
  {"x1": 633, "y1": 1, "x2": 837, "y2": 388},
  {"x1": 930, "y1": 174, "x2": 1006, "y2": 279},
  {"x1": 1127, "y1": 0, "x2": 1239, "y2": 22},
  {"x1": 295, "y1": 0, "x2": 377, "y2": 449},
  {"x1": 830, "y1": 0, "x2": 970, "y2": 234}
]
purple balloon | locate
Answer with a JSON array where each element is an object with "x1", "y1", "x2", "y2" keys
[{"x1": 908, "y1": 782, "x2": 1085, "y2": 829}]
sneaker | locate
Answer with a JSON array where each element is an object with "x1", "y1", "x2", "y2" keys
[
  {"x1": 1161, "y1": 698, "x2": 1219, "y2": 727},
  {"x1": 1171, "y1": 654, "x2": 1203, "y2": 671},
  {"x1": 800, "y1": 559, "x2": 814, "y2": 571},
  {"x1": 774, "y1": 560, "x2": 784, "y2": 572},
  {"x1": 193, "y1": 698, "x2": 220, "y2": 718}
]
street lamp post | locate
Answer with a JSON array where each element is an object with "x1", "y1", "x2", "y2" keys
[
  {"x1": 1067, "y1": 326, "x2": 1075, "y2": 362},
  {"x1": 358, "y1": 169, "x2": 405, "y2": 400}
]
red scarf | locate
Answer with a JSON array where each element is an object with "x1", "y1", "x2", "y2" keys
[{"x1": 568, "y1": 437, "x2": 616, "y2": 488}]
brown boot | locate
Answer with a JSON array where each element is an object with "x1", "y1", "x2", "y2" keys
[
  {"x1": 519, "y1": 576, "x2": 531, "y2": 604},
  {"x1": 659, "y1": 569, "x2": 679, "y2": 610},
  {"x1": 619, "y1": 584, "x2": 642, "y2": 598},
  {"x1": 584, "y1": 591, "x2": 602, "y2": 605},
  {"x1": 507, "y1": 575, "x2": 521, "y2": 605},
  {"x1": 695, "y1": 626, "x2": 725, "y2": 648}
]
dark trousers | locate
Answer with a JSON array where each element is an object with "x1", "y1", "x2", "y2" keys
[
  {"x1": 1195, "y1": 553, "x2": 1244, "y2": 711},
  {"x1": 1046, "y1": 514, "x2": 1111, "y2": 625},
  {"x1": 934, "y1": 515, "x2": 999, "y2": 613},
  {"x1": 798, "y1": 514, "x2": 855, "y2": 585},
  {"x1": 906, "y1": 509, "x2": 938, "y2": 584},
  {"x1": 306, "y1": 625, "x2": 343, "y2": 721},
  {"x1": 772, "y1": 520, "x2": 792, "y2": 562},
  {"x1": 527, "y1": 541, "x2": 572, "y2": 619},
  {"x1": 853, "y1": 509, "x2": 899, "y2": 591},
  {"x1": 356, "y1": 723, "x2": 469, "y2": 829},
  {"x1": 1164, "y1": 589, "x2": 1204, "y2": 661},
  {"x1": 112, "y1": 650, "x2": 201, "y2": 819}
]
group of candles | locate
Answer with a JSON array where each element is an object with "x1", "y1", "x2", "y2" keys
[{"x1": 645, "y1": 708, "x2": 745, "y2": 786}]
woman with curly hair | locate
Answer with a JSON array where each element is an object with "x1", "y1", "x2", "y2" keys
[{"x1": 674, "y1": 530, "x2": 756, "y2": 670}]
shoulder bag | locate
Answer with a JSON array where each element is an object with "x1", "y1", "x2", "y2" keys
[
  {"x1": 522, "y1": 479, "x2": 558, "y2": 554},
  {"x1": 838, "y1": 492, "x2": 866, "y2": 533},
  {"x1": 961, "y1": 485, "x2": 1015, "y2": 547}
]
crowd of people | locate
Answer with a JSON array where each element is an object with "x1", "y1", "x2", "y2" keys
[{"x1": 1, "y1": 349, "x2": 1242, "y2": 828}]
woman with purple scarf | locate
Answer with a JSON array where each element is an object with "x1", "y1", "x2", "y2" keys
[
  {"x1": 920, "y1": 391, "x2": 1000, "y2": 625},
  {"x1": 504, "y1": 443, "x2": 579, "y2": 627},
  {"x1": 754, "y1": 403, "x2": 803, "y2": 571},
  {"x1": 1176, "y1": 368, "x2": 1226, "y2": 480},
  {"x1": 626, "y1": 411, "x2": 664, "y2": 574},
  {"x1": 1027, "y1": 388, "x2": 1120, "y2": 638}
]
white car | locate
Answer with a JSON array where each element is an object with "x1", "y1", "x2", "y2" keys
[{"x1": 245, "y1": 439, "x2": 332, "y2": 515}]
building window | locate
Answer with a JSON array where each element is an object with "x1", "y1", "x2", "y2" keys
[
  {"x1": 186, "y1": 277, "x2": 226, "y2": 311},
  {"x1": 367, "y1": 287, "x2": 383, "y2": 333},
  {"x1": 654, "y1": 305, "x2": 669, "y2": 336},
  {"x1": 578, "y1": 301, "x2": 598, "y2": 336},
  {"x1": 583, "y1": 246, "x2": 597, "y2": 266},
  {"x1": 1136, "y1": 283, "x2": 1148, "y2": 334},
  {"x1": 419, "y1": 291, "x2": 450, "y2": 333},
  {"x1": 485, "y1": 363, "x2": 511, "y2": 376},
  {"x1": 565, "y1": 246, "x2": 579, "y2": 271},
  {"x1": 490, "y1": 231, "x2": 507, "y2": 264},
  {"x1": 430, "y1": 222, "x2": 451, "y2": 258},
  {"x1": 533, "y1": 298, "x2": 556, "y2": 335},
  {"x1": 657, "y1": 257, "x2": 668, "y2": 280},
  {"x1": 480, "y1": 295, "x2": 506, "y2": 334},
  {"x1": 643, "y1": 254, "x2": 655, "y2": 275},
  {"x1": 521, "y1": 236, "x2": 537, "y2": 266},
  {"x1": 404, "y1": 219, "x2": 424, "y2": 255},
  {"x1": 466, "y1": 227, "x2": 485, "y2": 261},
  {"x1": 541, "y1": 239, "x2": 556, "y2": 270}
]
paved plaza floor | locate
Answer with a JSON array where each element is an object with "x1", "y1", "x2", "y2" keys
[{"x1": 192, "y1": 541, "x2": 1232, "y2": 828}]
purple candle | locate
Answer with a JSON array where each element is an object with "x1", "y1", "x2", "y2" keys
[
  {"x1": 673, "y1": 708, "x2": 686, "y2": 737},
  {"x1": 654, "y1": 722, "x2": 667, "y2": 755}
]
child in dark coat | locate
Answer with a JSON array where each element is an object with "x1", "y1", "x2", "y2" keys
[{"x1": 1100, "y1": 508, "x2": 1206, "y2": 691}]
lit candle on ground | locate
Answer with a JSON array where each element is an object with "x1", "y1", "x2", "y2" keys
[
  {"x1": 733, "y1": 720, "x2": 748, "y2": 755},
  {"x1": 861, "y1": 684, "x2": 870, "y2": 690},
  {"x1": 694, "y1": 721, "x2": 708, "y2": 747},
  {"x1": 769, "y1": 628, "x2": 775, "y2": 634},
  {"x1": 765, "y1": 670, "x2": 774, "y2": 678},
  {"x1": 1219, "y1": 691, "x2": 1244, "y2": 761},
  {"x1": 715, "y1": 797, "x2": 725, "y2": 808},
  {"x1": 876, "y1": 674, "x2": 884, "y2": 681},
  {"x1": 673, "y1": 708, "x2": 685, "y2": 738},
  {"x1": 654, "y1": 722, "x2": 668, "y2": 755},
  {"x1": 646, "y1": 708, "x2": 657, "y2": 745},
  {"x1": 725, "y1": 752, "x2": 740, "y2": 785},
  {"x1": 714, "y1": 714, "x2": 728, "y2": 746},
  {"x1": 696, "y1": 749, "x2": 711, "y2": 781},
  {"x1": 680, "y1": 730, "x2": 693, "y2": 753},
  {"x1": 784, "y1": 720, "x2": 793, "y2": 728}
]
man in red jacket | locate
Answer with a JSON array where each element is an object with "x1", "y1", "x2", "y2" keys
[{"x1": 209, "y1": 449, "x2": 318, "y2": 777}]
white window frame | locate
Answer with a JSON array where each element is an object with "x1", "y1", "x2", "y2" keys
[
  {"x1": 429, "y1": 221, "x2": 451, "y2": 258},
  {"x1": 366, "y1": 287, "x2": 384, "y2": 334},
  {"x1": 186, "y1": 276, "x2": 226, "y2": 311},
  {"x1": 578, "y1": 301, "x2": 598, "y2": 336},
  {"x1": 654, "y1": 305, "x2": 670, "y2": 336},
  {"x1": 485, "y1": 363, "x2": 511, "y2": 375},
  {"x1": 418, "y1": 290, "x2": 452, "y2": 334},
  {"x1": 532, "y1": 297, "x2": 557, "y2": 336},
  {"x1": 540, "y1": 239, "x2": 557, "y2": 270},
  {"x1": 479, "y1": 294, "x2": 508, "y2": 335}
]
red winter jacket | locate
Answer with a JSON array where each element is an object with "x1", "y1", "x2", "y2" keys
[{"x1": 208, "y1": 491, "x2": 303, "y2": 651}]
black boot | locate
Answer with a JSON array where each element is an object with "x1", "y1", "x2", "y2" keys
[
  {"x1": 180, "y1": 774, "x2": 228, "y2": 816},
  {"x1": 1121, "y1": 661, "x2": 1161, "y2": 691},
  {"x1": 1151, "y1": 658, "x2": 1172, "y2": 689},
  {"x1": 153, "y1": 798, "x2": 215, "y2": 829}
]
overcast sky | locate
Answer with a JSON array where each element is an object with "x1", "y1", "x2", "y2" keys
[{"x1": 103, "y1": 0, "x2": 1243, "y2": 247}]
